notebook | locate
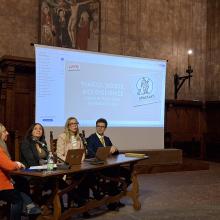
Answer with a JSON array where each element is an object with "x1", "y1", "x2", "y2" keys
[
  {"x1": 86, "y1": 147, "x2": 111, "y2": 164},
  {"x1": 65, "y1": 149, "x2": 84, "y2": 166}
]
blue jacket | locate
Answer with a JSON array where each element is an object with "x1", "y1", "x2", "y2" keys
[{"x1": 87, "y1": 133, "x2": 112, "y2": 157}]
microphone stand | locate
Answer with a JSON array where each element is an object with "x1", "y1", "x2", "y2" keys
[{"x1": 79, "y1": 131, "x2": 90, "y2": 158}]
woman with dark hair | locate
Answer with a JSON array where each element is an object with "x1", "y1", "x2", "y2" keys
[
  {"x1": 20, "y1": 123, "x2": 49, "y2": 167},
  {"x1": 20, "y1": 123, "x2": 52, "y2": 208}
]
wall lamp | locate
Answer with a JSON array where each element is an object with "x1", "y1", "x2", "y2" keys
[{"x1": 174, "y1": 49, "x2": 193, "y2": 99}]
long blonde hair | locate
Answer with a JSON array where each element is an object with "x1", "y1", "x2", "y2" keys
[
  {"x1": 64, "y1": 117, "x2": 80, "y2": 143},
  {"x1": 0, "y1": 123, "x2": 6, "y2": 141},
  {"x1": 0, "y1": 123, "x2": 10, "y2": 158}
]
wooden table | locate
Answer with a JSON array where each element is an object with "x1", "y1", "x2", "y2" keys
[{"x1": 12, "y1": 154, "x2": 148, "y2": 220}]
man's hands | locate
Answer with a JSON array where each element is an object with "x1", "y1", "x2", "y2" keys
[{"x1": 110, "y1": 146, "x2": 118, "y2": 154}]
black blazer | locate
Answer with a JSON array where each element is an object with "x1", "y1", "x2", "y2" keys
[
  {"x1": 87, "y1": 133, "x2": 113, "y2": 158},
  {"x1": 20, "y1": 138, "x2": 48, "y2": 168}
]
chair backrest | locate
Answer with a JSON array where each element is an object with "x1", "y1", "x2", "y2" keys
[
  {"x1": 7, "y1": 130, "x2": 21, "y2": 161},
  {"x1": 50, "y1": 131, "x2": 57, "y2": 154}
]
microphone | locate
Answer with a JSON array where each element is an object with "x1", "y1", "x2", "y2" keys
[{"x1": 32, "y1": 137, "x2": 48, "y2": 151}]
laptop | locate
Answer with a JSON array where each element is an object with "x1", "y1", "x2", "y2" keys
[
  {"x1": 86, "y1": 147, "x2": 111, "y2": 164},
  {"x1": 65, "y1": 149, "x2": 84, "y2": 166}
]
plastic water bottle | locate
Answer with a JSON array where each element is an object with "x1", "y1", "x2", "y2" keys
[{"x1": 47, "y1": 152, "x2": 54, "y2": 171}]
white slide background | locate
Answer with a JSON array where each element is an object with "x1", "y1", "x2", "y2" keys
[{"x1": 35, "y1": 45, "x2": 166, "y2": 150}]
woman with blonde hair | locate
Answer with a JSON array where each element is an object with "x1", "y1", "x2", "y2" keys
[
  {"x1": 0, "y1": 123, "x2": 23, "y2": 220},
  {"x1": 56, "y1": 117, "x2": 85, "y2": 161},
  {"x1": 56, "y1": 117, "x2": 91, "y2": 217},
  {"x1": 0, "y1": 123, "x2": 10, "y2": 157},
  {"x1": 0, "y1": 123, "x2": 41, "y2": 217}
]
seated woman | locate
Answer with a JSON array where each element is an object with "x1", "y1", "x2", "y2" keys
[
  {"x1": 57, "y1": 117, "x2": 92, "y2": 217},
  {"x1": 57, "y1": 117, "x2": 85, "y2": 161},
  {"x1": 0, "y1": 123, "x2": 41, "y2": 217},
  {"x1": 0, "y1": 146, "x2": 24, "y2": 220},
  {"x1": 20, "y1": 123, "x2": 49, "y2": 167},
  {"x1": 20, "y1": 123, "x2": 52, "y2": 207}
]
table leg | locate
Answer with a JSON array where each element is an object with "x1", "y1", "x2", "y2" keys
[
  {"x1": 126, "y1": 168, "x2": 141, "y2": 210},
  {"x1": 36, "y1": 180, "x2": 62, "y2": 220}
]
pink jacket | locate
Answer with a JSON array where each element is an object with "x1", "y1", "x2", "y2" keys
[{"x1": 56, "y1": 133, "x2": 85, "y2": 161}]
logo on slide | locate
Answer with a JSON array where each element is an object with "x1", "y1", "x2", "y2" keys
[
  {"x1": 136, "y1": 77, "x2": 153, "y2": 95},
  {"x1": 66, "y1": 63, "x2": 80, "y2": 71}
]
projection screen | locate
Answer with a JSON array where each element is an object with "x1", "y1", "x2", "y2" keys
[{"x1": 35, "y1": 45, "x2": 166, "y2": 150}]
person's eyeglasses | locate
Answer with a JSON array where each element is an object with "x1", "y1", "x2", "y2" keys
[
  {"x1": 96, "y1": 125, "x2": 106, "y2": 128},
  {"x1": 69, "y1": 122, "x2": 79, "y2": 126}
]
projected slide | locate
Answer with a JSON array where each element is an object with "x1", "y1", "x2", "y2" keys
[{"x1": 35, "y1": 45, "x2": 166, "y2": 128}]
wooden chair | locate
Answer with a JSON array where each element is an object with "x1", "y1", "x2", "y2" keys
[
  {"x1": 6, "y1": 130, "x2": 21, "y2": 161},
  {"x1": 50, "y1": 131, "x2": 57, "y2": 154}
]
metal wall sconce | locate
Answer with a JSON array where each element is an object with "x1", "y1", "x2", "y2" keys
[{"x1": 174, "y1": 49, "x2": 193, "y2": 99}]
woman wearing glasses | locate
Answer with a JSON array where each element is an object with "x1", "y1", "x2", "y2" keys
[
  {"x1": 56, "y1": 117, "x2": 85, "y2": 161},
  {"x1": 56, "y1": 117, "x2": 91, "y2": 218}
]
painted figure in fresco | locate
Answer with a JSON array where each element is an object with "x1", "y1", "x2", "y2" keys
[
  {"x1": 76, "y1": 10, "x2": 90, "y2": 50},
  {"x1": 88, "y1": 8, "x2": 99, "y2": 50},
  {"x1": 89, "y1": 9, "x2": 99, "y2": 40},
  {"x1": 67, "y1": 0, "x2": 93, "y2": 48},
  {"x1": 42, "y1": 0, "x2": 98, "y2": 49},
  {"x1": 46, "y1": 0, "x2": 70, "y2": 46},
  {"x1": 41, "y1": 1, "x2": 55, "y2": 45},
  {"x1": 56, "y1": 8, "x2": 71, "y2": 47},
  {"x1": 47, "y1": 0, "x2": 68, "y2": 12}
]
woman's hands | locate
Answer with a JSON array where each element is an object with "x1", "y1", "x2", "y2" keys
[{"x1": 15, "y1": 161, "x2": 26, "y2": 169}]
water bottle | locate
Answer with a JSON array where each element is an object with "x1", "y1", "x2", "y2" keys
[{"x1": 47, "y1": 152, "x2": 54, "y2": 171}]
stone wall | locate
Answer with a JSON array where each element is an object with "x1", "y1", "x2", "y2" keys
[
  {"x1": 100, "y1": 0, "x2": 208, "y2": 100},
  {"x1": 0, "y1": 0, "x2": 218, "y2": 100},
  {"x1": 0, "y1": 0, "x2": 39, "y2": 58}
]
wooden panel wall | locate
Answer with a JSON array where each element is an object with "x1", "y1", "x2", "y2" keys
[
  {"x1": 205, "y1": 101, "x2": 220, "y2": 133},
  {"x1": 166, "y1": 100, "x2": 205, "y2": 138},
  {"x1": 204, "y1": 101, "x2": 220, "y2": 161},
  {"x1": 165, "y1": 100, "x2": 205, "y2": 158},
  {"x1": 0, "y1": 56, "x2": 35, "y2": 158}
]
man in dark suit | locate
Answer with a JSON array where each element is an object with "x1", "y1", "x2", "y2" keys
[
  {"x1": 87, "y1": 118, "x2": 118, "y2": 157},
  {"x1": 87, "y1": 118, "x2": 131, "y2": 210}
]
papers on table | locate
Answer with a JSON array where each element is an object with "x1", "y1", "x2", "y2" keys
[{"x1": 29, "y1": 164, "x2": 57, "y2": 170}]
